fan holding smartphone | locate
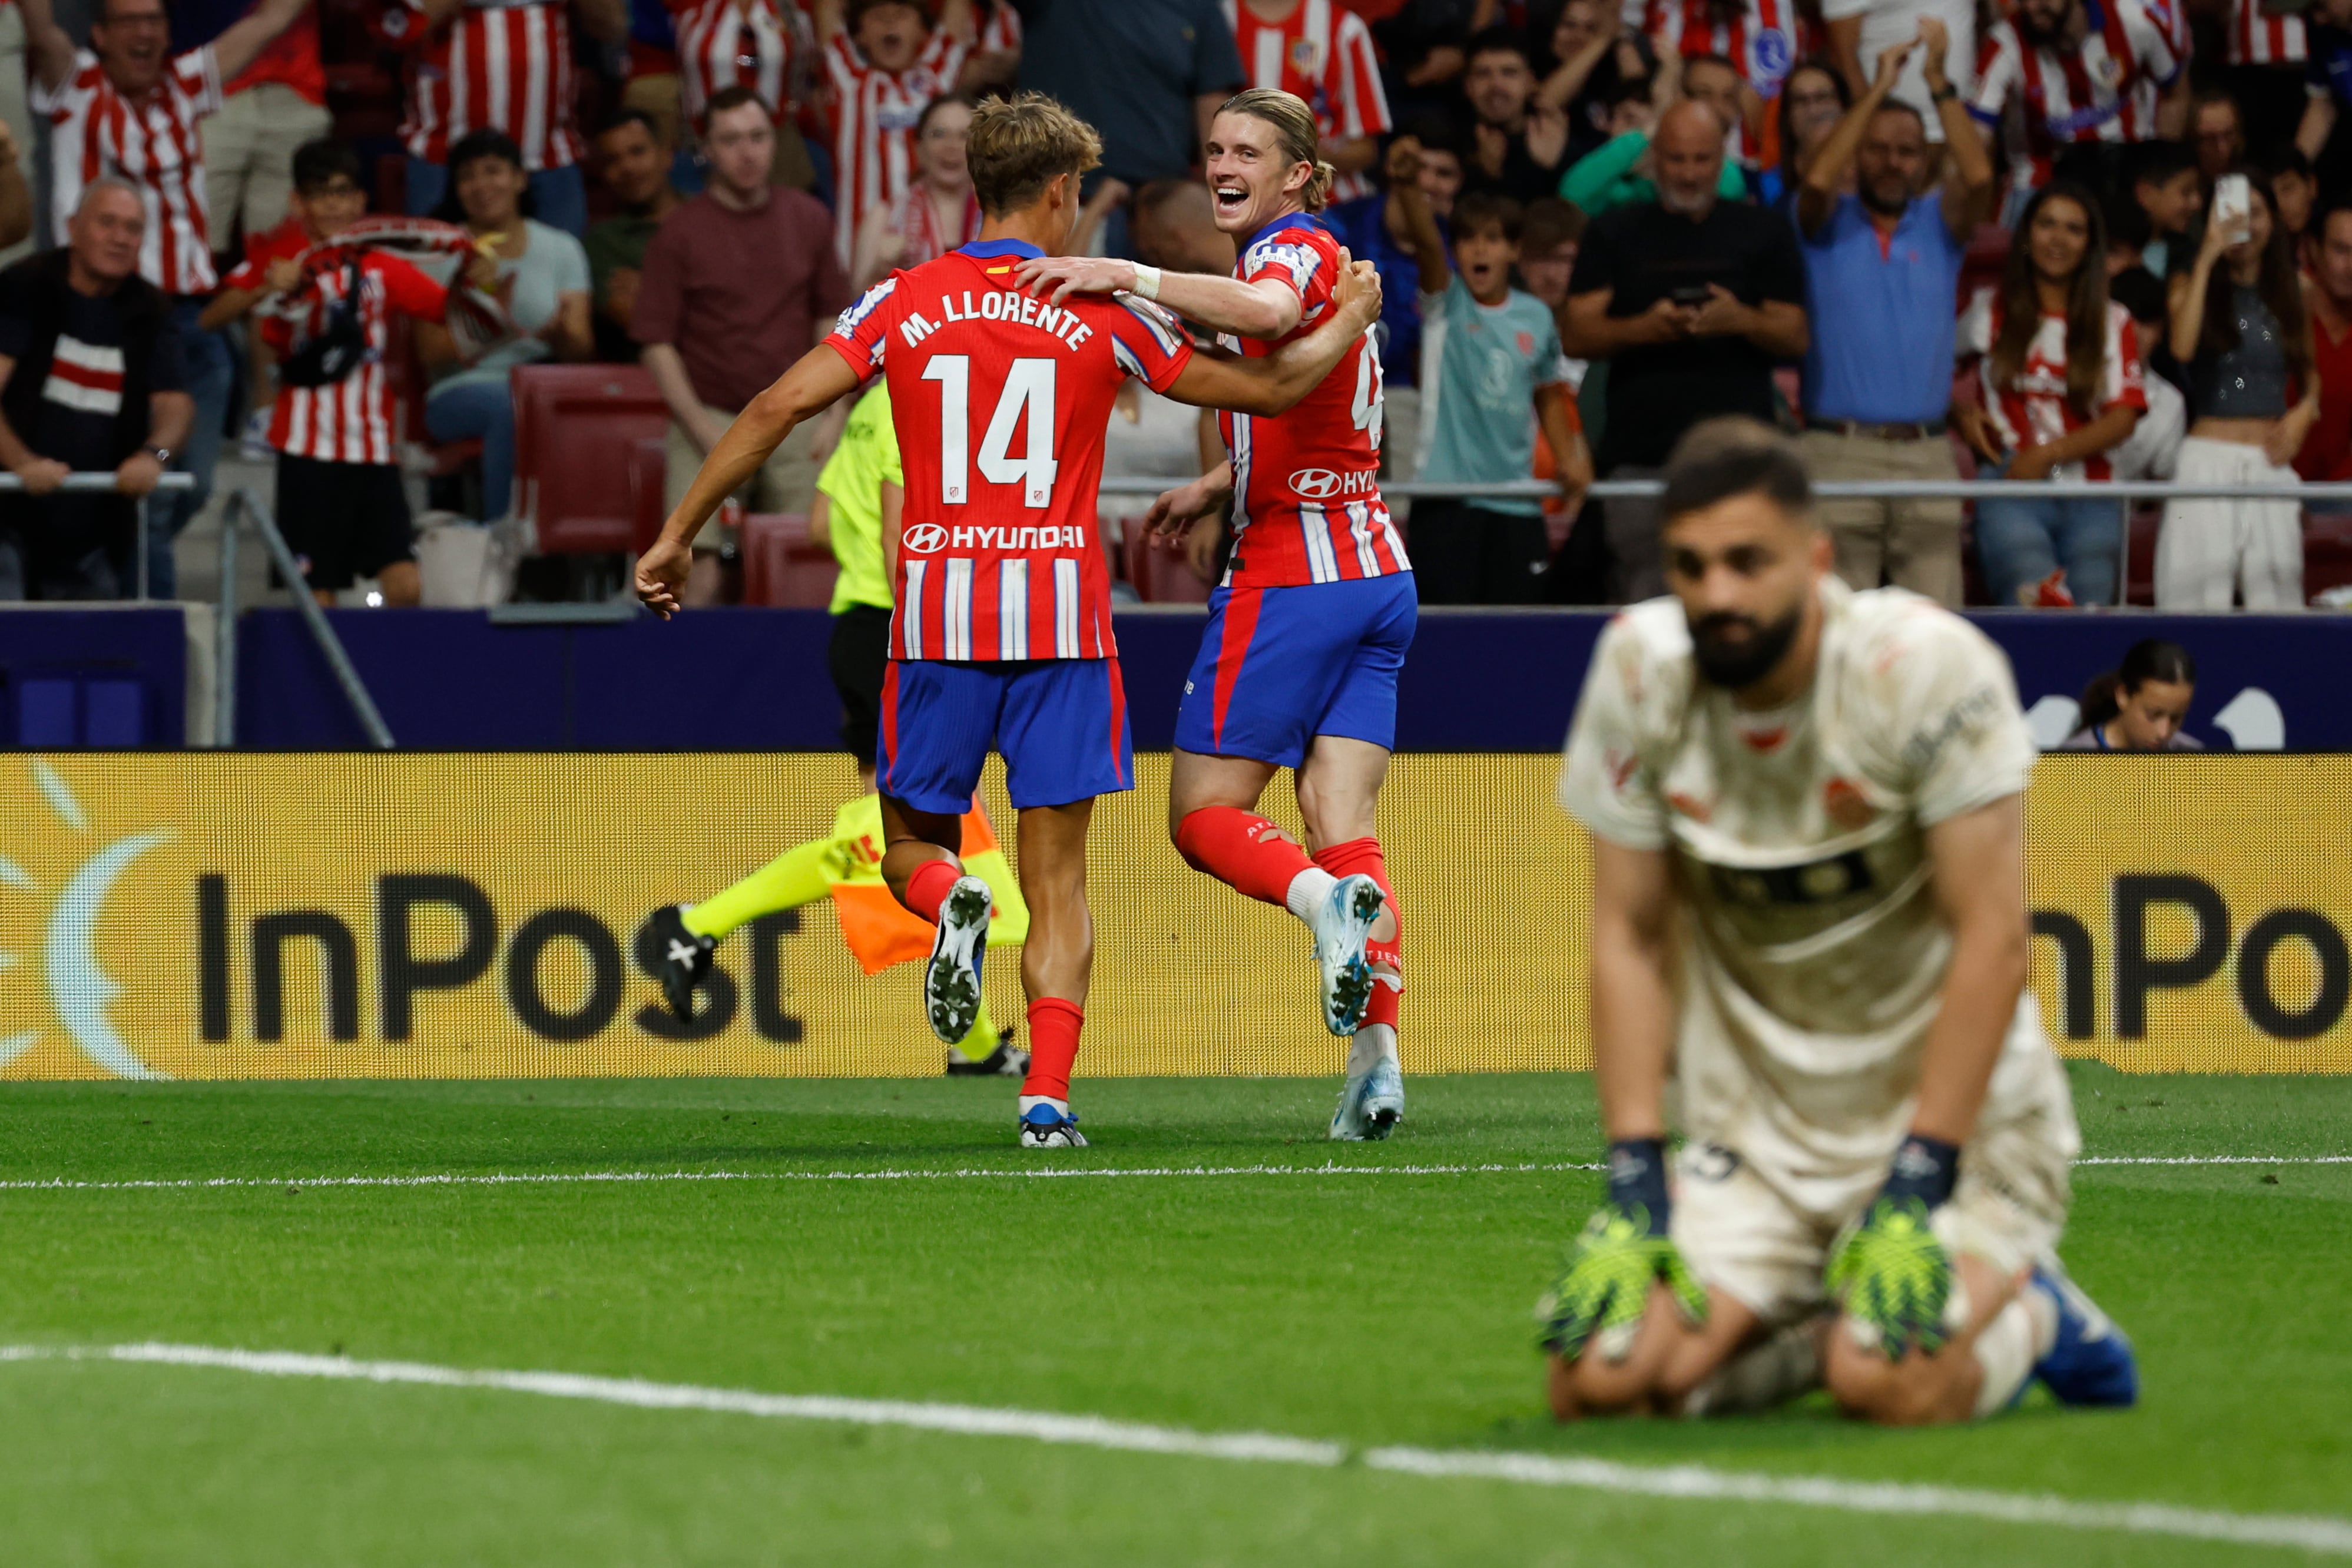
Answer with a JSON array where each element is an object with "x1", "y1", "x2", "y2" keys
[{"x1": 2156, "y1": 167, "x2": 2320, "y2": 609}]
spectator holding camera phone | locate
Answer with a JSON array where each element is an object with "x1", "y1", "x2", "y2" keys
[
  {"x1": 2156, "y1": 167, "x2": 2318, "y2": 608},
  {"x1": 1559, "y1": 97, "x2": 1807, "y2": 601}
]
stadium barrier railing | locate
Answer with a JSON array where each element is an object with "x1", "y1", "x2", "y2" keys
[
  {"x1": 214, "y1": 488, "x2": 396, "y2": 751},
  {"x1": 0, "y1": 470, "x2": 194, "y2": 606},
  {"x1": 0, "y1": 752, "x2": 2343, "y2": 1083},
  {"x1": 1097, "y1": 476, "x2": 2352, "y2": 609}
]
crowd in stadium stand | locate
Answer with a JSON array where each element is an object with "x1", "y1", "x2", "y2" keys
[{"x1": 0, "y1": 0, "x2": 2348, "y2": 611}]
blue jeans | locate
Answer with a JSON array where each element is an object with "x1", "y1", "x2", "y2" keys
[
  {"x1": 149, "y1": 296, "x2": 235, "y2": 597},
  {"x1": 405, "y1": 157, "x2": 588, "y2": 238},
  {"x1": 1973, "y1": 483, "x2": 2124, "y2": 607},
  {"x1": 424, "y1": 375, "x2": 515, "y2": 522}
]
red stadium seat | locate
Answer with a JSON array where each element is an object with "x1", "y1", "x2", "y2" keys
[
  {"x1": 740, "y1": 513, "x2": 840, "y2": 607},
  {"x1": 510, "y1": 365, "x2": 670, "y2": 554},
  {"x1": 1121, "y1": 518, "x2": 1213, "y2": 604},
  {"x1": 2125, "y1": 506, "x2": 2161, "y2": 605},
  {"x1": 2305, "y1": 509, "x2": 2352, "y2": 601},
  {"x1": 627, "y1": 437, "x2": 667, "y2": 556}
]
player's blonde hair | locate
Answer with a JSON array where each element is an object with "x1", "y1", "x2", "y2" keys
[
  {"x1": 966, "y1": 92, "x2": 1102, "y2": 217},
  {"x1": 1217, "y1": 88, "x2": 1337, "y2": 212}
]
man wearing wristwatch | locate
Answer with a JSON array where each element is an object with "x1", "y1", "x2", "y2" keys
[
  {"x1": 0, "y1": 178, "x2": 193, "y2": 601},
  {"x1": 1791, "y1": 19, "x2": 1992, "y2": 608}
]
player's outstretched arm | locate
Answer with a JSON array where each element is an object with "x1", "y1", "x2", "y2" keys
[
  {"x1": 1536, "y1": 837, "x2": 1704, "y2": 1367},
  {"x1": 635, "y1": 346, "x2": 863, "y2": 618},
  {"x1": 1828, "y1": 793, "x2": 2030, "y2": 1360},
  {"x1": 1013, "y1": 256, "x2": 1303, "y2": 340},
  {"x1": 1160, "y1": 258, "x2": 1383, "y2": 418}
]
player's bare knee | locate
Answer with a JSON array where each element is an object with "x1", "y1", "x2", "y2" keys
[{"x1": 1824, "y1": 1334, "x2": 1950, "y2": 1427}]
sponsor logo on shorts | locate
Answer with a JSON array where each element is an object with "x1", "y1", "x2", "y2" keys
[
  {"x1": 902, "y1": 523, "x2": 949, "y2": 555},
  {"x1": 1288, "y1": 468, "x2": 1378, "y2": 501}
]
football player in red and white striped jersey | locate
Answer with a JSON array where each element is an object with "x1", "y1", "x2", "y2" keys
[
  {"x1": 1967, "y1": 0, "x2": 2187, "y2": 194},
  {"x1": 1223, "y1": 0, "x2": 1392, "y2": 203},
  {"x1": 1017, "y1": 88, "x2": 1414, "y2": 1142},
  {"x1": 821, "y1": 0, "x2": 979, "y2": 271},
  {"x1": 635, "y1": 92, "x2": 1383, "y2": 1149}
]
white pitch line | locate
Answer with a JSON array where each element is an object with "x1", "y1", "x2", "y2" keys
[
  {"x1": 0, "y1": 1154, "x2": 2343, "y2": 1195},
  {"x1": 3, "y1": 1341, "x2": 2346, "y2": 1557}
]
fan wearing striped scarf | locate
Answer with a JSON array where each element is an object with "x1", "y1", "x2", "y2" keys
[{"x1": 206, "y1": 141, "x2": 505, "y2": 606}]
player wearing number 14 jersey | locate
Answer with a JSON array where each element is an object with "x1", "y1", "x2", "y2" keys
[
  {"x1": 637, "y1": 92, "x2": 1385, "y2": 1147},
  {"x1": 1021, "y1": 88, "x2": 1414, "y2": 1142}
]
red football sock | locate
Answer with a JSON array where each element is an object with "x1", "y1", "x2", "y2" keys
[
  {"x1": 1021, "y1": 997, "x2": 1084, "y2": 1101},
  {"x1": 902, "y1": 857, "x2": 962, "y2": 924},
  {"x1": 1362, "y1": 972, "x2": 1402, "y2": 1032},
  {"x1": 1315, "y1": 837, "x2": 1402, "y2": 976},
  {"x1": 1174, "y1": 807, "x2": 1318, "y2": 908}
]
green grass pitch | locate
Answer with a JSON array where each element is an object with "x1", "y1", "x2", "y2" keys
[{"x1": 1, "y1": 1065, "x2": 2346, "y2": 1566}]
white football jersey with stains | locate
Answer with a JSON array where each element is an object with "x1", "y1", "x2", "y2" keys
[{"x1": 1559, "y1": 578, "x2": 2072, "y2": 1209}]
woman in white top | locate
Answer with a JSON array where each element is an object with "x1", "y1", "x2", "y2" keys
[
  {"x1": 849, "y1": 93, "x2": 981, "y2": 292},
  {"x1": 419, "y1": 129, "x2": 594, "y2": 523}
]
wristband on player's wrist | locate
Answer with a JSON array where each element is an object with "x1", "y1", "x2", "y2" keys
[
  {"x1": 1606, "y1": 1137, "x2": 1672, "y2": 1234},
  {"x1": 1129, "y1": 263, "x2": 1162, "y2": 301},
  {"x1": 1879, "y1": 1132, "x2": 1960, "y2": 1209}
]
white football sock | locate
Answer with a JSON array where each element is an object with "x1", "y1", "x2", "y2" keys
[
  {"x1": 1283, "y1": 867, "x2": 1339, "y2": 923},
  {"x1": 1347, "y1": 1020, "x2": 1397, "y2": 1077},
  {"x1": 1685, "y1": 1324, "x2": 1821, "y2": 1415},
  {"x1": 1971, "y1": 1297, "x2": 2040, "y2": 1417},
  {"x1": 1017, "y1": 1095, "x2": 1069, "y2": 1116}
]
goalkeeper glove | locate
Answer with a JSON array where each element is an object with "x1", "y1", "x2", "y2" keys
[
  {"x1": 1827, "y1": 1133, "x2": 1960, "y2": 1361},
  {"x1": 1535, "y1": 1138, "x2": 1707, "y2": 1361}
]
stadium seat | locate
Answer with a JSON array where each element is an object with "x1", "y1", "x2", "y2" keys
[
  {"x1": 2305, "y1": 509, "x2": 2352, "y2": 601},
  {"x1": 2125, "y1": 506, "x2": 2161, "y2": 605},
  {"x1": 740, "y1": 513, "x2": 840, "y2": 608},
  {"x1": 627, "y1": 437, "x2": 667, "y2": 556},
  {"x1": 1121, "y1": 519, "x2": 1213, "y2": 604},
  {"x1": 510, "y1": 365, "x2": 670, "y2": 555}
]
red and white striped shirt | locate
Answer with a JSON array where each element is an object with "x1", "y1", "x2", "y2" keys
[
  {"x1": 823, "y1": 28, "x2": 969, "y2": 271},
  {"x1": 824, "y1": 240, "x2": 1196, "y2": 662},
  {"x1": 43, "y1": 334, "x2": 127, "y2": 417},
  {"x1": 35, "y1": 46, "x2": 223, "y2": 296},
  {"x1": 250, "y1": 250, "x2": 452, "y2": 466},
  {"x1": 976, "y1": 1, "x2": 1022, "y2": 55},
  {"x1": 668, "y1": 0, "x2": 810, "y2": 130},
  {"x1": 1218, "y1": 215, "x2": 1406, "y2": 588},
  {"x1": 2227, "y1": 0, "x2": 2305, "y2": 65},
  {"x1": 880, "y1": 184, "x2": 983, "y2": 273},
  {"x1": 1645, "y1": 0, "x2": 1804, "y2": 97},
  {"x1": 1962, "y1": 291, "x2": 2146, "y2": 483},
  {"x1": 1970, "y1": 0, "x2": 2180, "y2": 188},
  {"x1": 399, "y1": 0, "x2": 584, "y2": 170},
  {"x1": 1223, "y1": 0, "x2": 1392, "y2": 203}
]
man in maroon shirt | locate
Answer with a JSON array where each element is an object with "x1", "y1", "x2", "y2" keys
[{"x1": 634, "y1": 83, "x2": 850, "y2": 605}]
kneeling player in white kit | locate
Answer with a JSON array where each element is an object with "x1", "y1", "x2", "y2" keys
[{"x1": 1542, "y1": 419, "x2": 2136, "y2": 1424}]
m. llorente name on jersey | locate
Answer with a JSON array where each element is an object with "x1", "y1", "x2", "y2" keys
[{"x1": 896, "y1": 287, "x2": 1099, "y2": 353}]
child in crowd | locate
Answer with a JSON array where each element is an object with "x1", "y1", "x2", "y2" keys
[
  {"x1": 212, "y1": 138, "x2": 492, "y2": 606},
  {"x1": 1389, "y1": 142, "x2": 1592, "y2": 605},
  {"x1": 2130, "y1": 140, "x2": 2200, "y2": 277}
]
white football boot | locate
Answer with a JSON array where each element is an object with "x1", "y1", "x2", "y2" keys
[
  {"x1": 923, "y1": 875, "x2": 992, "y2": 1043},
  {"x1": 1310, "y1": 873, "x2": 1386, "y2": 1036}
]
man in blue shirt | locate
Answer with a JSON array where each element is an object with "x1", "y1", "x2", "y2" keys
[{"x1": 1795, "y1": 17, "x2": 1992, "y2": 606}]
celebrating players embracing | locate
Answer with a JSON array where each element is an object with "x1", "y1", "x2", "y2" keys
[
  {"x1": 1542, "y1": 419, "x2": 2136, "y2": 1425},
  {"x1": 637, "y1": 92, "x2": 1384, "y2": 1148},
  {"x1": 1019, "y1": 89, "x2": 1414, "y2": 1141}
]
